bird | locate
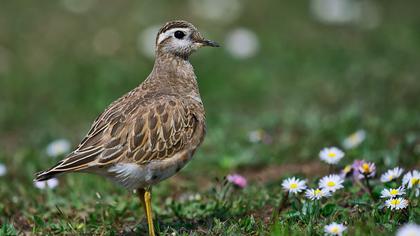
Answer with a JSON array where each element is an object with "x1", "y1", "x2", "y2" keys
[{"x1": 34, "y1": 20, "x2": 219, "y2": 236}]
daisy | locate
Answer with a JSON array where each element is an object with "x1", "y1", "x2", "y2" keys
[
  {"x1": 225, "y1": 28, "x2": 259, "y2": 59},
  {"x1": 46, "y1": 139, "x2": 71, "y2": 158},
  {"x1": 380, "y1": 187, "x2": 405, "y2": 198},
  {"x1": 247, "y1": 129, "x2": 272, "y2": 144},
  {"x1": 248, "y1": 129, "x2": 264, "y2": 143},
  {"x1": 0, "y1": 163, "x2": 7, "y2": 176},
  {"x1": 385, "y1": 198, "x2": 408, "y2": 210},
  {"x1": 342, "y1": 129, "x2": 366, "y2": 149},
  {"x1": 226, "y1": 174, "x2": 247, "y2": 188},
  {"x1": 403, "y1": 170, "x2": 420, "y2": 188},
  {"x1": 281, "y1": 177, "x2": 307, "y2": 194},
  {"x1": 305, "y1": 188, "x2": 331, "y2": 200},
  {"x1": 324, "y1": 222, "x2": 347, "y2": 236},
  {"x1": 319, "y1": 174, "x2": 344, "y2": 192},
  {"x1": 380, "y1": 167, "x2": 404, "y2": 183},
  {"x1": 351, "y1": 160, "x2": 364, "y2": 177},
  {"x1": 319, "y1": 147, "x2": 345, "y2": 165},
  {"x1": 396, "y1": 223, "x2": 420, "y2": 236},
  {"x1": 137, "y1": 25, "x2": 160, "y2": 59},
  {"x1": 340, "y1": 165, "x2": 353, "y2": 178},
  {"x1": 34, "y1": 178, "x2": 59, "y2": 190},
  {"x1": 178, "y1": 192, "x2": 202, "y2": 202},
  {"x1": 357, "y1": 161, "x2": 376, "y2": 178}
]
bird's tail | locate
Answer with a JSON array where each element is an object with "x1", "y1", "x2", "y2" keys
[
  {"x1": 34, "y1": 170, "x2": 58, "y2": 181},
  {"x1": 34, "y1": 161, "x2": 86, "y2": 181},
  {"x1": 34, "y1": 146, "x2": 104, "y2": 181},
  {"x1": 34, "y1": 162, "x2": 66, "y2": 181}
]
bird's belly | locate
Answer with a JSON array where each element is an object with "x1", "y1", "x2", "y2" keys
[{"x1": 106, "y1": 150, "x2": 193, "y2": 190}]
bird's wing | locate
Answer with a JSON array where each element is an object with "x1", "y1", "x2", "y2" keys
[{"x1": 35, "y1": 95, "x2": 201, "y2": 180}]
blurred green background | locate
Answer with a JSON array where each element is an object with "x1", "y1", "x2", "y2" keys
[
  {"x1": 0, "y1": 0, "x2": 419, "y2": 234},
  {"x1": 1, "y1": 0, "x2": 418, "y2": 166}
]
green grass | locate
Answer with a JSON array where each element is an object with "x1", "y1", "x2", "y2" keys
[{"x1": 1, "y1": 0, "x2": 420, "y2": 235}]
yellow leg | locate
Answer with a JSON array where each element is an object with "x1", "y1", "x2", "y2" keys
[{"x1": 138, "y1": 188, "x2": 155, "y2": 236}]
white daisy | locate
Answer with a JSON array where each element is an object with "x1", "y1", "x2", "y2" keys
[
  {"x1": 310, "y1": 0, "x2": 359, "y2": 25},
  {"x1": 319, "y1": 174, "x2": 344, "y2": 192},
  {"x1": 324, "y1": 222, "x2": 347, "y2": 236},
  {"x1": 305, "y1": 188, "x2": 331, "y2": 200},
  {"x1": 137, "y1": 25, "x2": 160, "y2": 59},
  {"x1": 225, "y1": 28, "x2": 259, "y2": 59},
  {"x1": 281, "y1": 177, "x2": 307, "y2": 194},
  {"x1": 380, "y1": 167, "x2": 404, "y2": 183},
  {"x1": 396, "y1": 223, "x2": 420, "y2": 236},
  {"x1": 342, "y1": 129, "x2": 366, "y2": 149},
  {"x1": 248, "y1": 129, "x2": 264, "y2": 143},
  {"x1": 403, "y1": 170, "x2": 420, "y2": 189},
  {"x1": 380, "y1": 187, "x2": 405, "y2": 198},
  {"x1": 357, "y1": 161, "x2": 376, "y2": 178},
  {"x1": 0, "y1": 163, "x2": 7, "y2": 176},
  {"x1": 34, "y1": 178, "x2": 59, "y2": 190},
  {"x1": 385, "y1": 198, "x2": 408, "y2": 210},
  {"x1": 189, "y1": 0, "x2": 242, "y2": 24},
  {"x1": 46, "y1": 139, "x2": 71, "y2": 158},
  {"x1": 319, "y1": 147, "x2": 344, "y2": 165},
  {"x1": 61, "y1": 0, "x2": 96, "y2": 14}
]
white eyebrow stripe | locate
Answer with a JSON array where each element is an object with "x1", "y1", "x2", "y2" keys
[{"x1": 157, "y1": 28, "x2": 190, "y2": 45}]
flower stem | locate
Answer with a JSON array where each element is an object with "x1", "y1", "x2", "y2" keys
[
  {"x1": 390, "y1": 210, "x2": 396, "y2": 228},
  {"x1": 364, "y1": 175, "x2": 375, "y2": 200},
  {"x1": 315, "y1": 200, "x2": 320, "y2": 218},
  {"x1": 309, "y1": 200, "x2": 320, "y2": 225},
  {"x1": 294, "y1": 194, "x2": 302, "y2": 210},
  {"x1": 277, "y1": 191, "x2": 289, "y2": 214}
]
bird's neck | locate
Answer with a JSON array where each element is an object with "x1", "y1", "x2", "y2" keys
[{"x1": 146, "y1": 52, "x2": 200, "y2": 97}]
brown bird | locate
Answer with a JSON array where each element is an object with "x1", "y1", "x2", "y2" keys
[{"x1": 35, "y1": 20, "x2": 219, "y2": 236}]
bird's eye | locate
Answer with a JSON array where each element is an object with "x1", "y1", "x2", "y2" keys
[{"x1": 174, "y1": 31, "x2": 185, "y2": 39}]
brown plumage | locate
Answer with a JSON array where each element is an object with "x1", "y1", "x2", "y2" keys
[{"x1": 34, "y1": 20, "x2": 219, "y2": 236}]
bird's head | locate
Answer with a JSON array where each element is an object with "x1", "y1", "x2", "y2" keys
[{"x1": 155, "y1": 20, "x2": 219, "y2": 59}]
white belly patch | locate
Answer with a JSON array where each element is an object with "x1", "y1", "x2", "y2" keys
[
  {"x1": 107, "y1": 163, "x2": 152, "y2": 190},
  {"x1": 106, "y1": 151, "x2": 192, "y2": 190}
]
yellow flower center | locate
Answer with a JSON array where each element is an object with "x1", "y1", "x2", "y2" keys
[
  {"x1": 328, "y1": 152, "x2": 336, "y2": 158},
  {"x1": 350, "y1": 134, "x2": 358, "y2": 141},
  {"x1": 411, "y1": 178, "x2": 419, "y2": 185},
  {"x1": 290, "y1": 183, "x2": 298, "y2": 189},
  {"x1": 343, "y1": 165, "x2": 351, "y2": 173},
  {"x1": 388, "y1": 175, "x2": 394, "y2": 180},
  {"x1": 362, "y1": 163, "x2": 370, "y2": 172},
  {"x1": 390, "y1": 189, "x2": 399, "y2": 195},
  {"x1": 327, "y1": 181, "x2": 336, "y2": 187},
  {"x1": 331, "y1": 226, "x2": 339, "y2": 233},
  {"x1": 314, "y1": 189, "x2": 322, "y2": 195},
  {"x1": 390, "y1": 199, "x2": 400, "y2": 206}
]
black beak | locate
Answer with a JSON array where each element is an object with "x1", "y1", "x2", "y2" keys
[{"x1": 202, "y1": 39, "x2": 220, "y2": 47}]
